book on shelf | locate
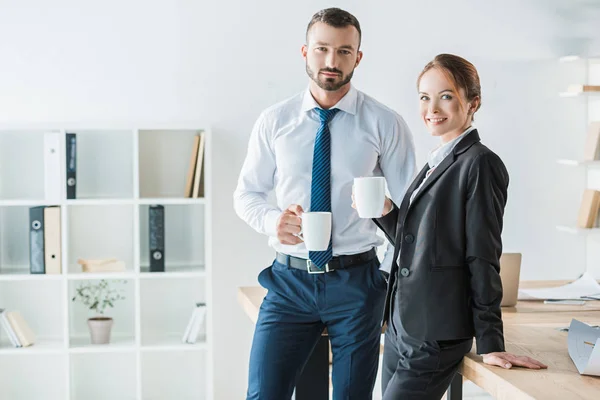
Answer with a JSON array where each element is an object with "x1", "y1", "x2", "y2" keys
[
  {"x1": 29, "y1": 205, "x2": 61, "y2": 275},
  {"x1": 577, "y1": 189, "x2": 600, "y2": 228},
  {"x1": 583, "y1": 122, "x2": 600, "y2": 161},
  {"x1": 77, "y1": 258, "x2": 126, "y2": 273},
  {"x1": 184, "y1": 132, "x2": 206, "y2": 198},
  {"x1": 182, "y1": 302, "x2": 207, "y2": 344},
  {"x1": 0, "y1": 309, "x2": 35, "y2": 348}
]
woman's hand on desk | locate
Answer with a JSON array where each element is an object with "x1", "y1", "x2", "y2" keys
[{"x1": 482, "y1": 352, "x2": 548, "y2": 370}]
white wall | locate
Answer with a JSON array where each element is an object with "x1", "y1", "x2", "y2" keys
[{"x1": 2, "y1": 0, "x2": 600, "y2": 397}]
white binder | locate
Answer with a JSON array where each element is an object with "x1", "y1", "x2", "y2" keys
[
  {"x1": 44, "y1": 132, "x2": 61, "y2": 202},
  {"x1": 44, "y1": 206, "x2": 61, "y2": 274}
]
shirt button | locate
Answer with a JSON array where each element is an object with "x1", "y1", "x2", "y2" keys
[
  {"x1": 404, "y1": 234, "x2": 414, "y2": 243},
  {"x1": 400, "y1": 268, "x2": 410, "y2": 277}
]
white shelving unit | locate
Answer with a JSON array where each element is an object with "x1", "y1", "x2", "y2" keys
[
  {"x1": 556, "y1": 159, "x2": 600, "y2": 167},
  {"x1": 0, "y1": 126, "x2": 213, "y2": 400},
  {"x1": 556, "y1": 56, "x2": 600, "y2": 277}
]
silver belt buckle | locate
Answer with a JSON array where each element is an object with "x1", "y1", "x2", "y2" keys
[{"x1": 306, "y1": 259, "x2": 330, "y2": 274}]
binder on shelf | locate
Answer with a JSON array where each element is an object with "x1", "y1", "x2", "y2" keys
[
  {"x1": 29, "y1": 206, "x2": 45, "y2": 274},
  {"x1": 149, "y1": 205, "x2": 165, "y2": 272},
  {"x1": 577, "y1": 189, "x2": 600, "y2": 228},
  {"x1": 191, "y1": 132, "x2": 205, "y2": 198},
  {"x1": 583, "y1": 122, "x2": 600, "y2": 161},
  {"x1": 44, "y1": 206, "x2": 61, "y2": 274},
  {"x1": 43, "y1": 132, "x2": 61, "y2": 203},
  {"x1": 182, "y1": 302, "x2": 207, "y2": 344},
  {"x1": 28, "y1": 206, "x2": 63, "y2": 274},
  {"x1": 66, "y1": 133, "x2": 77, "y2": 199}
]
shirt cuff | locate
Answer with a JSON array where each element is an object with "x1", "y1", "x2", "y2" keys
[{"x1": 264, "y1": 209, "x2": 282, "y2": 238}]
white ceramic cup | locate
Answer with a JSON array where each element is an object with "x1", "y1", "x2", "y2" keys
[
  {"x1": 301, "y1": 212, "x2": 332, "y2": 251},
  {"x1": 354, "y1": 177, "x2": 386, "y2": 218}
]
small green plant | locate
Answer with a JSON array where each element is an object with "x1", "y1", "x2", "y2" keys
[{"x1": 72, "y1": 279, "x2": 127, "y2": 315}]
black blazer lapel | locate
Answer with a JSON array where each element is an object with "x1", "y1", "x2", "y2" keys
[
  {"x1": 408, "y1": 130, "x2": 481, "y2": 208},
  {"x1": 393, "y1": 164, "x2": 429, "y2": 253}
]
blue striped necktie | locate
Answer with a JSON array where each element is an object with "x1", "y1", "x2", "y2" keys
[{"x1": 309, "y1": 107, "x2": 339, "y2": 269}]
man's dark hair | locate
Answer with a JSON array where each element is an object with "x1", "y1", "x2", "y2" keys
[{"x1": 306, "y1": 8, "x2": 361, "y2": 48}]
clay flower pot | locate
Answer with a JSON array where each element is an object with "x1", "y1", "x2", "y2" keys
[{"x1": 87, "y1": 316, "x2": 113, "y2": 344}]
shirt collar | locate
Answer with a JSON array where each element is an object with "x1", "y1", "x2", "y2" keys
[
  {"x1": 300, "y1": 85, "x2": 358, "y2": 115},
  {"x1": 427, "y1": 125, "x2": 476, "y2": 168}
]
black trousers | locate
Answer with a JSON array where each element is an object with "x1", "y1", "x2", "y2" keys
[{"x1": 381, "y1": 288, "x2": 473, "y2": 400}]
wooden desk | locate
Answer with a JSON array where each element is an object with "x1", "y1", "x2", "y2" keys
[{"x1": 238, "y1": 282, "x2": 600, "y2": 400}]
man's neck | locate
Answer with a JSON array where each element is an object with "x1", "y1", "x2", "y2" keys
[{"x1": 308, "y1": 81, "x2": 351, "y2": 109}]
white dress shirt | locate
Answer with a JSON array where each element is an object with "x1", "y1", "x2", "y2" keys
[
  {"x1": 409, "y1": 126, "x2": 476, "y2": 205},
  {"x1": 234, "y1": 85, "x2": 416, "y2": 269}
]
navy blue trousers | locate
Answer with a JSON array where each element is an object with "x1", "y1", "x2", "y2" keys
[{"x1": 247, "y1": 256, "x2": 387, "y2": 400}]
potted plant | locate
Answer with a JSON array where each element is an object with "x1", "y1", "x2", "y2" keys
[{"x1": 72, "y1": 279, "x2": 127, "y2": 344}]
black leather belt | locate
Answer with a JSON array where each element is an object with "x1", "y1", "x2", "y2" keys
[{"x1": 275, "y1": 248, "x2": 377, "y2": 274}]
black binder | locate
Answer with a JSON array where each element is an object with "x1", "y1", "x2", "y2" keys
[
  {"x1": 66, "y1": 133, "x2": 77, "y2": 199},
  {"x1": 149, "y1": 205, "x2": 165, "y2": 272},
  {"x1": 29, "y1": 206, "x2": 45, "y2": 274}
]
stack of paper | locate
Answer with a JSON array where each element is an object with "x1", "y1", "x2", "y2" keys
[
  {"x1": 568, "y1": 319, "x2": 600, "y2": 376},
  {"x1": 518, "y1": 272, "x2": 600, "y2": 301}
]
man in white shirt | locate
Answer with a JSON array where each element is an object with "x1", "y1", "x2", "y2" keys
[{"x1": 234, "y1": 8, "x2": 416, "y2": 399}]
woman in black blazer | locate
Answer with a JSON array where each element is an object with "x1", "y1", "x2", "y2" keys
[{"x1": 365, "y1": 54, "x2": 547, "y2": 399}]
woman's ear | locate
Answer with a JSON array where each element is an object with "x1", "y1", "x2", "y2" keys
[{"x1": 468, "y1": 97, "x2": 480, "y2": 114}]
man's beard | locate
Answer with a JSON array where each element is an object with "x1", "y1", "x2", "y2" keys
[{"x1": 306, "y1": 64, "x2": 354, "y2": 91}]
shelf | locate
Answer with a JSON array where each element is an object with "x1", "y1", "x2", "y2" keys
[
  {"x1": 556, "y1": 225, "x2": 600, "y2": 235},
  {"x1": 140, "y1": 279, "x2": 206, "y2": 347},
  {"x1": 0, "y1": 267, "x2": 63, "y2": 281},
  {"x1": 140, "y1": 264, "x2": 206, "y2": 278},
  {"x1": 67, "y1": 271, "x2": 137, "y2": 280},
  {"x1": 559, "y1": 91, "x2": 600, "y2": 97},
  {"x1": 141, "y1": 335, "x2": 207, "y2": 352},
  {"x1": 138, "y1": 197, "x2": 206, "y2": 205},
  {"x1": 67, "y1": 204, "x2": 134, "y2": 274},
  {"x1": 557, "y1": 159, "x2": 600, "y2": 167},
  {"x1": 0, "y1": 199, "x2": 55, "y2": 207},
  {"x1": 141, "y1": 351, "x2": 206, "y2": 400},
  {"x1": 0, "y1": 127, "x2": 211, "y2": 400},
  {"x1": 0, "y1": 353, "x2": 68, "y2": 400},
  {"x1": 0, "y1": 337, "x2": 64, "y2": 354},
  {"x1": 138, "y1": 130, "x2": 204, "y2": 198},
  {"x1": 0, "y1": 206, "x2": 36, "y2": 273},
  {"x1": 0, "y1": 280, "x2": 65, "y2": 345},
  {"x1": 0, "y1": 131, "x2": 48, "y2": 200},
  {"x1": 64, "y1": 198, "x2": 206, "y2": 206},
  {"x1": 69, "y1": 335, "x2": 136, "y2": 354},
  {"x1": 69, "y1": 280, "x2": 136, "y2": 350},
  {"x1": 66, "y1": 129, "x2": 135, "y2": 199},
  {"x1": 558, "y1": 55, "x2": 600, "y2": 63},
  {"x1": 65, "y1": 198, "x2": 135, "y2": 206},
  {"x1": 70, "y1": 352, "x2": 137, "y2": 400},
  {"x1": 139, "y1": 204, "x2": 205, "y2": 271}
]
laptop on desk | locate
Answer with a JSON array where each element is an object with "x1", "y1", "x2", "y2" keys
[{"x1": 499, "y1": 253, "x2": 522, "y2": 307}]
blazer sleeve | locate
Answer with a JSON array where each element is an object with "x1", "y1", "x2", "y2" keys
[
  {"x1": 465, "y1": 151, "x2": 509, "y2": 355},
  {"x1": 373, "y1": 203, "x2": 399, "y2": 245}
]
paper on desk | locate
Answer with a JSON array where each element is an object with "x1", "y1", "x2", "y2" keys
[
  {"x1": 568, "y1": 319, "x2": 600, "y2": 376},
  {"x1": 517, "y1": 272, "x2": 600, "y2": 300}
]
